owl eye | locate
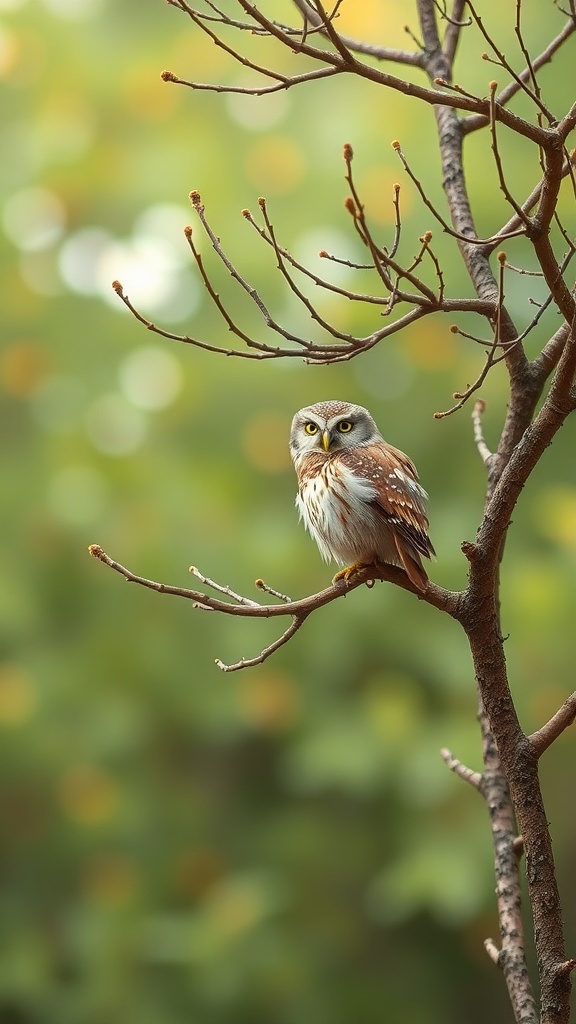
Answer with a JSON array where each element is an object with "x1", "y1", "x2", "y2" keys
[
  {"x1": 304, "y1": 422, "x2": 319, "y2": 436},
  {"x1": 337, "y1": 420, "x2": 353, "y2": 433}
]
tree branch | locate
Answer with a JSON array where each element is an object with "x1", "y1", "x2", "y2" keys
[
  {"x1": 528, "y1": 692, "x2": 576, "y2": 757},
  {"x1": 88, "y1": 545, "x2": 462, "y2": 671}
]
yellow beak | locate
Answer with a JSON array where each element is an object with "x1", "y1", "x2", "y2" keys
[{"x1": 322, "y1": 429, "x2": 331, "y2": 452}]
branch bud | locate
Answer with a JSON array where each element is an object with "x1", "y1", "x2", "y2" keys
[
  {"x1": 421, "y1": 230, "x2": 433, "y2": 243},
  {"x1": 189, "y1": 190, "x2": 202, "y2": 207},
  {"x1": 489, "y1": 80, "x2": 498, "y2": 92},
  {"x1": 241, "y1": 209, "x2": 251, "y2": 218},
  {"x1": 344, "y1": 197, "x2": 356, "y2": 216},
  {"x1": 318, "y1": 250, "x2": 328, "y2": 258},
  {"x1": 449, "y1": 324, "x2": 459, "y2": 334},
  {"x1": 112, "y1": 280, "x2": 123, "y2": 295},
  {"x1": 343, "y1": 142, "x2": 353, "y2": 162},
  {"x1": 497, "y1": 251, "x2": 507, "y2": 264},
  {"x1": 391, "y1": 140, "x2": 401, "y2": 151},
  {"x1": 161, "y1": 69, "x2": 178, "y2": 82},
  {"x1": 258, "y1": 197, "x2": 266, "y2": 209},
  {"x1": 184, "y1": 225, "x2": 192, "y2": 239}
]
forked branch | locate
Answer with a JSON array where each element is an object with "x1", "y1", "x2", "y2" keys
[{"x1": 88, "y1": 544, "x2": 461, "y2": 672}]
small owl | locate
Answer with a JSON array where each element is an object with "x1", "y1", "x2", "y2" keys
[{"x1": 289, "y1": 400, "x2": 434, "y2": 591}]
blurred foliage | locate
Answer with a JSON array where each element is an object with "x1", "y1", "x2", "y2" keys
[{"x1": 1, "y1": 1, "x2": 575, "y2": 1022}]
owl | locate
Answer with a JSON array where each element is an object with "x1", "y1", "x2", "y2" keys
[{"x1": 289, "y1": 400, "x2": 434, "y2": 592}]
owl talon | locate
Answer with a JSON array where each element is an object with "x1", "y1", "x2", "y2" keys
[{"x1": 332, "y1": 561, "x2": 370, "y2": 584}]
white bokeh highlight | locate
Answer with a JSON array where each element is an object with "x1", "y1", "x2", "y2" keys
[
  {"x1": 85, "y1": 393, "x2": 148, "y2": 456},
  {"x1": 3, "y1": 187, "x2": 66, "y2": 251},
  {"x1": 119, "y1": 345, "x2": 183, "y2": 411}
]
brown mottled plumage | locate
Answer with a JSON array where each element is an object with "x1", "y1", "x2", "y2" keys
[{"x1": 289, "y1": 401, "x2": 434, "y2": 591}]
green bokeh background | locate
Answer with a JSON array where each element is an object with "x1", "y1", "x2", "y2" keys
[{"x1": 1, "y1": 2, "x2": 575, "y2": 1021}]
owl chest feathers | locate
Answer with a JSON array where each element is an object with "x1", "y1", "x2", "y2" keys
[{"x1": 295, "y1": 451, "x2": 408, "y2": 567}]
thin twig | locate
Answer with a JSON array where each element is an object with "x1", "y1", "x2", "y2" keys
[
  {"x1": 467, "y1": 1, "x2": 557, "y2": 124},
  {"x1": 434, "y1": 253, "x2": 509, "y2": 418},
  {"x1": 528, "y1": 692, "x2": 576, "y2": 757},
  {"x1": 255, "y1": 578, "x2": 292, "y2": 602},
  {"x1": 189, "y1": 565, "x2": 260, "y2": 606},
  {"x1": 216, "y1": 615, "x2": 308, "y2": 672},
  {"x1": 462, "y1": 17, "x2": 576, "y2": 135},
  {"x1": 443, "y1": 0, "x2": 471, "y2": 64},
  {"x1": 440, "y1": 747, "x2": 482, "y2": 788},
  {"x1": 393, "y1": 142, "x2": 528, "y2": 247},
  {"x1": 471, "y1": 399, "x2": 494, "y2": 466},
  {"x1": 344, "y1": 144, "x2": 438, "y2": 304},
  {"x1": 488, "y1": 81, "x2": 533, "y2": 227}
]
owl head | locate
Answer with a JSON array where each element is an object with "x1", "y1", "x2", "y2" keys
[{"x1": 289, "y1": 400, "x2": 382, "y2": 462}]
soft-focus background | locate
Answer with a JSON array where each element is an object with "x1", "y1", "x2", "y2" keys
[{"x1": 1, "y1": 2, "x2": 575, "y2": 1022}]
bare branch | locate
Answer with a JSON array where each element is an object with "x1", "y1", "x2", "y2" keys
[
  {"x1": 443, "y1": 0, "x2": 471, "y2": 65},
  {"x1": 215, "y1": 615, "x2": 308, "y2": 672},
  {"x1": 474, "y1": 702, "x2": 539, "y2": 1023},
  {"x1": 434, "y1": 255, "x2": 509, "y2": 418},
  {"x1": 488, "y1": 81, "x2": 533, "y2": 227},
  {"x1": 440, "y1": 747, "x2": 482, "y2": 788},
  {"x1": 471, "y1": 399, "x2": 494, "y2": 466},
  {"x1": 163, "y1": 0, "x2": 556, "y2": 144},
  {"x1": 161, "y1": 63, "x2": 343, "y2": 97},
  {"x1": 467, "y1": 1, "x2": 557, "y2": 124},
  {"x1": 528, "y1": 692, "x2": 576, "y2": 757},
  {"x1": 88, "y1": 545, "x2": 462, "y2": 671},
  {"x1": 393, "y1": 141, "x2": 528, "y2": 248},
  {"x1": 189, "y1": 565, "x2": 260, "y2": 606},
  {"x1": 290, "y1": 0, "x2": 424, "y2": 65},
  {"x1": 462, "y1": 17, "x2": 576, "y2": 135}
]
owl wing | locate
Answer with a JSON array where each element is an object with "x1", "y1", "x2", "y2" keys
[{"x1": 340, "y1": 442, "x2": 435, "y2": 561}]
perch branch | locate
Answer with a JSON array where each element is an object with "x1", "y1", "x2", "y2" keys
[{"x1": 89, "y1": 545, "x2": 462, "y2": 671}]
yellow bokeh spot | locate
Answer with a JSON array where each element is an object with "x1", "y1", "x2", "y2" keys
[
  {"x1": 403, "y1": 320, "x2": 459, "y2": 369},
  {"x1": 535, "y1": 486, "x2": 576, "y2": 549},
  {"x1": 511, "y1": 562, "x2": 562, "y2": 614},
  {"x1": 245, "y1": 135, "x2": 305, "y2": 194},
  {"x1": 4, "y1": 29, "x2": 47, "y2": 87},
  {"x1": 0, "y1": 664, "x2": 37, "y2": 725},
  {"x1": 242, "y1": 410, "x2": 292, "y2": 473},
  {"x1": 0, "y1": 27, "x2": 19, "y2": 79},
  {"x1": 358, "y1": 166, "x2": 413, "y2": 225},
  {"x1": 239, "y1": 670, "x2": 299, "y2": 732},
  {"x1": 206, "y1": 877, "x2": 269, "y2": 939},
  {"x1": 166, "y1": 30, "x2": 229, "y2": 81},
  {"x1": 1, "y1": 340, "x2": 52, "y2": 396},
  {"x1": 122, "y1": 64, "x2": 180, "y2": 120},
  {"x1": 337, "y1": 0, "x2": 409, "y2": 47},
  {"x1": 58, "y1": 765, "x2": 120, "y2": 826},
  {"x1": 82, "y1": 852, "x2": 140, "y2": 908}
]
